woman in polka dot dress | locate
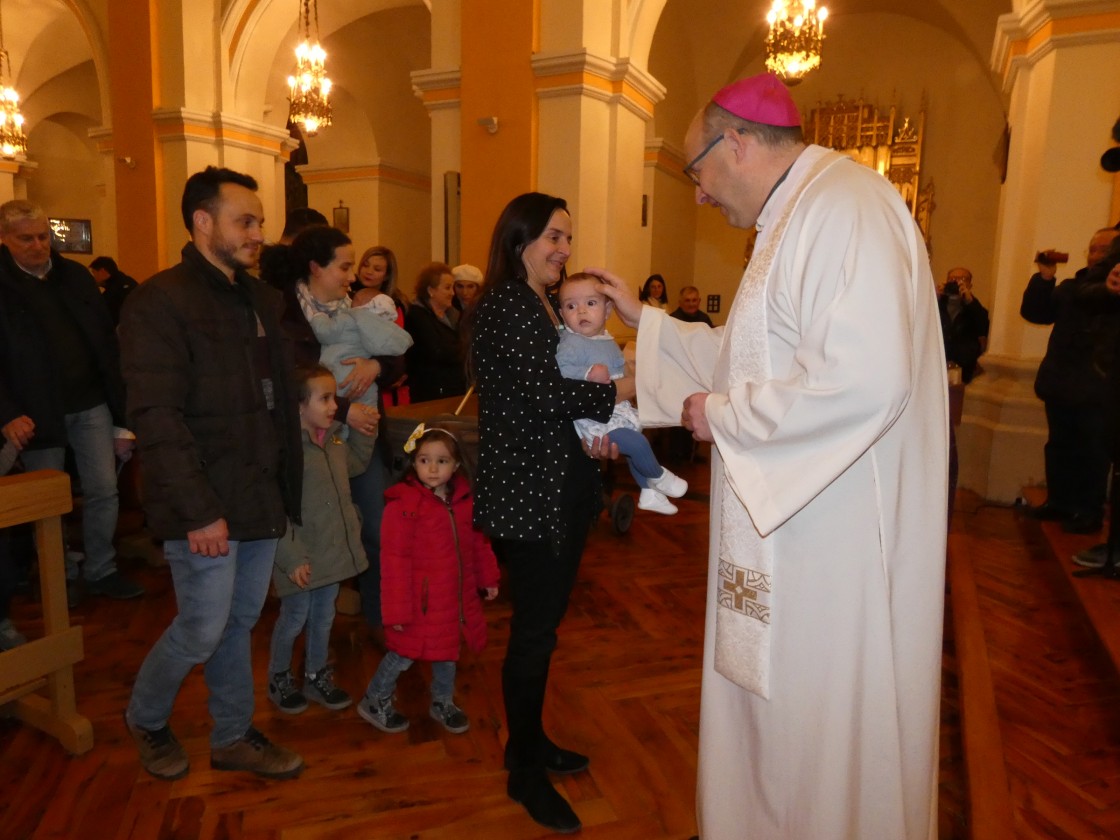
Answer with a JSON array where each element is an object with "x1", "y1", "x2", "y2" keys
[{"x1": 469, "y1": 193, "x2": 636, "y2": 834}]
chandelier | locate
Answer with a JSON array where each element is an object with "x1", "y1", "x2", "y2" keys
[
  {"x1": 765, "y1": 0, "x2": 828, "y2": 86},
  {"x1": 0, "y1": 0, "x2": 26, "y2": 159},
  {"x1": 287, "y1": 0, "x2": 332, "y2": 137}
]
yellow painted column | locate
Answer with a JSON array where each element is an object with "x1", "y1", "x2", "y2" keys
[
  {"x1": 106, "y1": 0, "x2": 164, "y2": 280},
  {"x1": 459, "y1": 0, "x2": 538, "y2": 263}
]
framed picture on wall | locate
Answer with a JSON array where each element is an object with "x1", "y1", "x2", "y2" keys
[
  {"x1": 48, "y1": 218, "x2": 93, "y2": 254},
  {"x1": 332, "y1": 203, "x2": 349, "y2": 234}
]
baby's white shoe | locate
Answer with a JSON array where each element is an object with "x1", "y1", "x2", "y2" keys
[
  {"x1": 639, "y1": 488, "x2": 678, "y2": 515},
  {"x1": 649, "y1": 468, "x2": 688, "y2": 498}
]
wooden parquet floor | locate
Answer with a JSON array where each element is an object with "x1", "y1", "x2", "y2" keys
[
  {"x1": 949, "y1": 492, "x2": 1120, "y2": 840},
  {"x1": 0, "y1": 458, "x2": 710, "y2": 840},
  {"x1": 5, "y1": 460, "x2": 1120, "y2": 838}
]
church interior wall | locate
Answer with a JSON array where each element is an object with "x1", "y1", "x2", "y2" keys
[
  {"x1": 646, "y1": 8, "x2": 1007, "y2": 330},
  {"x1": 458, "y1": 0, "x2": 535, "y2": 264},
  {"x1": 988, "y1": 39, "x2": 1120, "y2": 363},
  {"x1": 646, "y1": 157, "x2": 702, "y2": 313},
  {"x1": 24, "y1": 113, "x2": 101, "y2": 267},
  {"x1": 6, "y1": 0, "x2": 1119, "y2": 507},
  {"x1": 22, "y1": 61, "x2": 104, "y2": 268},
  {"x1": 603, "y1": 102, "x2": 652, "y2": 289},
  {"x1": 271, "y1": 6, "x2": 433, "y2": 274}
]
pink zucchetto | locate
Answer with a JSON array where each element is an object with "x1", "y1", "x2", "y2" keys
[{"x1": 711, "y1": 73, "x2": 802, "y2": 127}]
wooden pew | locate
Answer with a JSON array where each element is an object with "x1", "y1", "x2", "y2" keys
[{"x1": 0, "y1": 470, "x2": 92, "y2": 754}]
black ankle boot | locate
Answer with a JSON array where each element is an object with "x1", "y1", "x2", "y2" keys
[
  {"x1": 504, "y1": 743, "x2": 590, "y2": 775},
  {"x1": 507, "y1": 768, "x2": 582, "y2": 834}
]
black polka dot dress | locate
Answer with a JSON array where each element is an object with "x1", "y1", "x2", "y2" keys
[{"x1": 471, "y1": 281, "x2": 615, "y2": 554}]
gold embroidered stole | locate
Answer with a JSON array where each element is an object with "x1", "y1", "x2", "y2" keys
[{"x1": 711, "y1": 149, "x2": 843, "y2": 698}]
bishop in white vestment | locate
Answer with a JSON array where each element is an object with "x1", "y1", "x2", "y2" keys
[{"x1": 596, "y1": 74, "x2": 948, "y2": 840}]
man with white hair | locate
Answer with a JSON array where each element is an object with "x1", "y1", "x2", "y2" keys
[
  {"x1": 0, "y1": 200, "x2": 142, "y2": 606},
  {"x1": 594, "y1": 72, "x2": 948, "y2": 839}
]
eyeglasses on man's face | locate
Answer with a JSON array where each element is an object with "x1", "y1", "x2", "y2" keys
[
  {"x1": 683, "y1": 134, "x2": 725, "y2": 187},
  {"x1": 683, "y1": 128, "x2": 747, "y2": 187}
]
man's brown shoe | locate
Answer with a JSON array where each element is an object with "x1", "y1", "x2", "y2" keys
[
  {"x1": 210, "y1": 727, "x2": 304, "y2": 779},
  {"x1": 124, "y1": 713, "x2": 189, "y2": 781}
]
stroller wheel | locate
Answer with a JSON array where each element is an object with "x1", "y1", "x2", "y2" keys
[{"x1": 611, "y1": 493, "x2": 635, "y2": 534}]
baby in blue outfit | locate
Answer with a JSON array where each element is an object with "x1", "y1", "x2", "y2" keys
[{"x1": 555, "y1": 273, "x2": 687, "y2": 514}]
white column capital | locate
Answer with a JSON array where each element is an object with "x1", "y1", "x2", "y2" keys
[
  {"x1": 992, "y1": 0, "x2": 1120, "y2": 93},
  {"x1": 532, "y1": 50, "x2": 666, "y2": 120},
  {"x1": 150, "y1": 108, "x2": 294, "y2": 158},
  {"x1": 411, "y1": 68, "x2": 463, "y2": 113}
]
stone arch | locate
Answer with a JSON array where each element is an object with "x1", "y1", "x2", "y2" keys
[
  {"x1": 14, "y1": 0, "x2": 108, "y2": 128},
  {"x1": 222, "y1": 0, "x2": 430, "y2": 128},
  {"x1": 221, "y1": 0, "x2": 432, "y2": 268},
  {"x1": 60, "y1": 0, "x2": 111, "y2": 126},
  {"x1": 625, "y1": 0, "x2": 669, "y2": 70}
]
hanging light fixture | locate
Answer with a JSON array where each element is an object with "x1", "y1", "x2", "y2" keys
[
  {"x1": 765, "y1": 0, "x2": 828, "y2": 86},
  {"x1": 287, "y1": 0, "x2": 332, "y2": 137},
  {"x1": 0, "y1": 0, "x2": 27, "y2": 159}
]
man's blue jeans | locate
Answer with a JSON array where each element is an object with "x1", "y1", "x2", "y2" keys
[
  {"x1": 269, "y1": 582, "x2": 339, "y2": 677},
  {"x1": 20, "y1": 403, "x2": 119, "y2": 582},
  {"x1": 351, "y1": 455, "x2": 386, "y2": 626},
  {"x1": 126, "y1": 537, "x2": 277, "y2": 748}
]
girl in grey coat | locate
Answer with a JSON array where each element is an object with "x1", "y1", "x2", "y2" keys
[{"x1": 267, "y1": 364, "x2": 375, "y2": 715}]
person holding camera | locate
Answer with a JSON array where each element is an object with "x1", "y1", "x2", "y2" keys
[
  {"x1": 1021, "y1": 227, "x2": 1120, "y2": 534},
  {"x1": 936, "y1": 267, "x2": 989, "y2": 383}
]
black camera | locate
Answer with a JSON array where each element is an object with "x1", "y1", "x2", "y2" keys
[{"x1": 944, "y1": 282, "x2": 959, "y2": 296}]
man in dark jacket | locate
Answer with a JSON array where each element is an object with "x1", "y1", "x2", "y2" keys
[
  {"x1": 1021, "y1": 227, "x2": 1120, "y2": 533},
  {"x1": 937, "y1": 267, "x2": 990, "y2": 383},
  {"x1": 669, "y1": 285, "x2": 715, "y2": 326},
  {"x1": 121, "y1": 167, "x2": 304, "y2": 782},
  {"x1": 89, "y1": 255, "x2": 138, "y2": 326},
  {"x1": 0, "y1": 200, "x2": 142, "y2": 605}
]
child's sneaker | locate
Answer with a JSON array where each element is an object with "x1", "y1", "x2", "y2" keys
[
  {"x1": 430, "y1": 700, "x2": 470, "y2": 734},
  {"x1": 649, "y1": 467, "x2": 688, "y2": 498},
  {"x1": 357, "y1": 694, "x2": 409, "y2": 733},
  {"x1": 304, "y1": 666, "x2": 352, "y2": 710},
  {"x1": 268, "y1": 669, "x2": 308, "y2": 714},
  {"x1": 638, "y1": 488, "x2": 678, "y2": 515}
]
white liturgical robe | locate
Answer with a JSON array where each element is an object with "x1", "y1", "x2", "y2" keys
[{"x1": 636, "y1": 145, "x2": 948, "y2": 840}]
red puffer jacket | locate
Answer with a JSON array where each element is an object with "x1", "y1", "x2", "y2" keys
[{"x1": 380, "y1": 472, "x2": 500, "y2": 661}]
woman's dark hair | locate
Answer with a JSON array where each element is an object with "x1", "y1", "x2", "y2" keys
[
  {"x1": 281, "y1": 207, "x2": 328, "y2": 240},
  {"x1": 414, "y1": 261, "x2": 454, "y2": 306},
  {"x1": 640, "y1": 273, "x2": 668, "y2": 304},
  {"x1": 352, "y1": 245, "x2": 406, "y2": 306},
  {"x1": 480, "y1": 193, "x2": 569, "y2": 296},
  {"x1": 289, "y1": 226, "x2": 351, "y2": 280},
  {"x1": 408, "y1": 427, "x2": 464, "y2": 467},
  {"x1": 293, "y1": 364, "x2": 335, "y2": 402},
  {"x1": 464, "y1": 193, "x2": 569, "y2": 379}
]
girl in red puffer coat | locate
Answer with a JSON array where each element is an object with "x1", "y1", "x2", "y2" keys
[{"x1": 357, "y1": 425, "x2": 499, "y2": 736}]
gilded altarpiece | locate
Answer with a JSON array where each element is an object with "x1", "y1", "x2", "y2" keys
[{"x1": 805, "y1": 96, "x2": 935, "y2": 250}]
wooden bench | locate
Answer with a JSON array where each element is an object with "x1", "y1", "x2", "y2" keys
[{"x1": 0, "y1": 470, "x2": 92, "y2": 754}]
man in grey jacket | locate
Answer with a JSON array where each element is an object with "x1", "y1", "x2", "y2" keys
[{"x1": 120, "y1": 167, "x2": 304, "y2": 782}]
